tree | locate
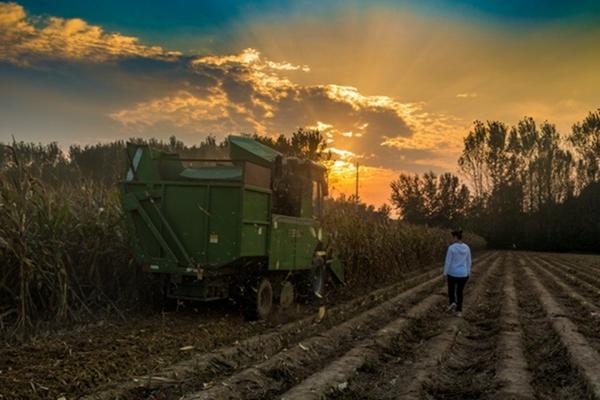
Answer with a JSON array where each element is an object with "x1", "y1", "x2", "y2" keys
[
  {"x1": 509, "y1": 117, "x2": 538, "y2": 212},
  {"x1": 569, "y1": 109, "x2": 600, "y2": 191},
  {"x1": 290, "y1": 128, "x2": 327, "y2": 160},
  {"x1": 390, "y1": 172, "x2": 470, "y2": 228},
  {"x1": 485, "y1": 121, "x2": 510, "y2": 189},
  {"x1": 436, "y1": 173, "x2": 470, "y2": 226},
  {"x1": 458, "y1": 121, "x2": 489, "y2": 199},
  {"x1": 528, "y1": 122, "x2": 573, "y2": 208},
  {"x1": 390, "y1": 173, "x2": 427, "y2": 224},
  {"x1": 455, "y1": 116, "x2": 577, "y2": 248},
  {"x1": 253, "y1": 128, "x2": 327, "y2": 161}
]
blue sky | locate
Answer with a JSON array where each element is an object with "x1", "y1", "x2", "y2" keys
[
  {"x1": 17, "y1": 0, "x2": 600, "y2": 25},
  {"x1": 14, "y1": 1, "x2": 600, "y2": 51},
  {"x1": 1, "y1": 0, "x2": 599, "y2": 205}
]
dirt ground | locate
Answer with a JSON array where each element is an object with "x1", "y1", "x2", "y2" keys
[{"x1": 2, "y1": 251, "x2": 600, "y2": 400}]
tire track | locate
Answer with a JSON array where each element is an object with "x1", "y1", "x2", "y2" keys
[
  {"x1": 179, "y1": 255, "x2": 500, "y2": 400},
  {"x1": 83, "y1": 253, "x2": 494, "y2": 400},
  {"x1": 280, "y1": 289, "x2": 445, "y2": 400},
  {"x1": 179, "y1": 281, "x2": 442, "y2": 400}
]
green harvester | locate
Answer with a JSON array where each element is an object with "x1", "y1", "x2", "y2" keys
[{"x1": 120, "y1": 136, "x2": 344, "y2": 318}]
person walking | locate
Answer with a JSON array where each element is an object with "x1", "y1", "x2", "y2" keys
[{"x1": 443, "y1": 229, "x2": 471, "y2": 317}]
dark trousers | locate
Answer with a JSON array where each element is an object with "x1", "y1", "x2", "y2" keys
[{"x1": 447, "y1": 275, "x2": 469, "y2": 312}]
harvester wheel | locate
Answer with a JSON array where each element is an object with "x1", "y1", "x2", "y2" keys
[
  {"x1": 279, "y1": 281, "x2": 295, "y2": 308},
  {"x1": 243, "y1": 277, "x2": 273, "y2": 320}
]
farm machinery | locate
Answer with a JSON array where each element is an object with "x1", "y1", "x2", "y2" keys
[{"x1": 120, "y1": 136, "x2": 343, "y2": 318}]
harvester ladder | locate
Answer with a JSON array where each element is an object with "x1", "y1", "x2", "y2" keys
[{"x1": 125, "y1": 191, "x2": 196, "y2": 269}]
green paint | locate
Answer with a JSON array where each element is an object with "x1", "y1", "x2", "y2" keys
[{"x1": 120, "y1": 137, "x2": 344, "y2": 301}]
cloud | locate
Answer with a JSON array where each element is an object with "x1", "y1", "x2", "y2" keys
[
  {"x1": 107, "y1": 47, "x2": 459, "y2": 201},
  {"x1": 193, "y1": 47, "x2": 310, "y2": 72},
  {"x1": 110, "y1": 89, "x2": 241, "y2": 132},
  {"x1": 456, "y1": 92, "x2": 478, "y2": 98},
  {"x1": 382, "y1": 117, "x2": 460, "y2": 149},
  {"x1": 0, "y1": 2, "x2": 468, "y2": 181},
  {"x1": 109, "y1": 48, "x2": 467, "y2": 173},
  {"x1": 0, "y1": 2, "x2": 180, "y2": 65}
]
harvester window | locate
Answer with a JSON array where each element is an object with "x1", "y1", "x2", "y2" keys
[
  {"x1": 272, "y1": 175, "x2": 302, "y2": 217},
  {"x1": 244, "y1": 162, "x2": 271, "y2": 188}
]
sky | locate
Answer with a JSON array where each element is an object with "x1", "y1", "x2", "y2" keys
[{"x1": 1, "y1": 1, "x2": 599, "y2": 206}]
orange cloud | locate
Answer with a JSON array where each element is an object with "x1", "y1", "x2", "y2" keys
[
  {"x1": 0, "y1": 2, "x2": 180, "y2": 65},
  {"x1": 110, "y1": 48, "x2": 467, "y2": 176},
  {"x1": 109, "y1": 89, "x2": 261, "y2": 134},
  {"x1": 193, "y1": 48, "x2": 310, "y2": 72},
  {"x1": 0, "y1": 3, "x2": 470, "y2": 205},
  {"x1": 456, "y1": 92, "x2": 478, "y2": 98}
]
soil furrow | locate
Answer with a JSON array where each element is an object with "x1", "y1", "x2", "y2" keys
[
  {"x1": 514, "y1": 257, "x2": 589, "y2": 400},
  {"x1": 178, "y1": 283, "x2": 442, "y2": 400},
  {"x1": 11, "y1": 251, "x2": 600, "y2": 400},
  {"x1": 321, "y1": 254, "x2": 502, "y2": 400},
  {"x1": 548, "y1": 253, "x2": 600, "y2": 272},
  {"x1": 526, "y1": 256, "x2": 600, "y2": 355},
  {"x1": 531, "y1": 257, "x2": 600, "y2": 298},
  {"x1": 179, "y1": 255, "x2": 500, "y2": 400},
  {"x1": 280, "y1": 290, "x2": 444, "y2": 400},
  {"x1": 528, "y1": 256, "x2": 600, "y2": 316},
  {"x1": 538, "y1": 255, "x2": 600, "y2": 290},
  {"x1": 492, "y1": 254, "x2": 534, "y2": 400},
  {"x1": 83, "y1": 253, "x2": 493, "y2": 400},
  {"x1": 520, "y1": 258, "x2": 600, "y2": 398},
  {"x1": 420, "y1": 256, "x2": 504, "y2": 400},
  {"x1": 542, "y1": 253, "x2": 600, "y2": 273}
]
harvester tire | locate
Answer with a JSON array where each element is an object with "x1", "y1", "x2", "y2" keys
[
  {"x1": 243, "y1": 277, "x2": 273, "y2": 320},
  {"x1": 279, "y1": 281, "x2": 295, "y2": 308}
]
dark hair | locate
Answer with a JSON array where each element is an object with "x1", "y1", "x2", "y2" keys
[{"x1": 451, "y1": 229, "x2": 463, "y2": 240}]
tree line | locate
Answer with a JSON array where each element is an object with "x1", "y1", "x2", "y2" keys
[
  {"x1": 0, "y1": 129, "x2": 326, "y2": 186},
  {"x1": 4, "y1": 109, "x2": 598, "y2": 253},
  {"x1": 390, "y1": 109, "x2": 600, "y2": 252}
]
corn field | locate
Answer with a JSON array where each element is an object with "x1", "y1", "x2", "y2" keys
[
  {"x1": 0, "y1": 146, "x2": 143, "y2": 336},
  {"x1": 0, "y1": 141, "x2": 485, "y2": 338},
  {"x1": 322, "y1": 199, "x2": 486, "y2": 289}
]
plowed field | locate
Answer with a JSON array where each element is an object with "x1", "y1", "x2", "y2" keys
[{"x1": 3, "y1": 251, "x2": 600, "y2": 400}]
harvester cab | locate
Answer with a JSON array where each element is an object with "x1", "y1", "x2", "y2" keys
[{"x1": 120, "y1": 135, "x2": 343, "y2": 319}]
